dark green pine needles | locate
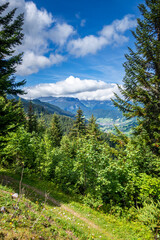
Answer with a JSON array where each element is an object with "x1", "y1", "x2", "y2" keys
[
  {"x1": 112, "y1": 0, "x2": 160, "y2": 154},
  {"x1": 0, "y1": 2, "x2": 26, "y2": 96}
]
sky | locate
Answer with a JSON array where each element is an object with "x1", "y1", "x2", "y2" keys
[{"x1": 3, "y1": 0, "x2": 143, "y2": 100}]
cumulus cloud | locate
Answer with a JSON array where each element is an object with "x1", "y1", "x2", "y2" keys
[
  {"x1": 17, "y1": 52, "x2": 64, "y2": 75},
  {"x1": 2, "y1": 1, "x2": 137, "y2": 75},
  {"x1": 22, "y1": 76, "x2": 120, "y2": 100},
  {"x1": 3, "y1": 0, "x2": 74, "y2": 75},
  {"x1": 67, "y1": 15, "x2": 137, "y2": 57},
  {"x1": 68, "y1": 36, "x2": 107, "y2": 57},
  {"x1": 48, "y1": 23, "x2": 75, "y2": 46},
  {"x1": 1, "y1": 0, "x2": 25, "y2": 9},
  {"x1": 75, "y1": 84, "x2": 120, "y2": 100}
]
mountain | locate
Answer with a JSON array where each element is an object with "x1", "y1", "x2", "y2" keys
[
  {"x1": 31, "y1": 99, "x2": 75, "y2": 118},
  {"x1": 36, "y1": 97, "x2": 123, "y2": 120},
  {"x1": 38, "y1": 97, "x2": 88, "y2": 114},
  {"x1": 8, "y1": 95, "x2": 135, "y2": 133},
  {"x1": 7, "y1": 95, "x2": 75, "y2": 118},
  {"x1": 35, "y1": 97, "x2": 136, "y2": 134}
]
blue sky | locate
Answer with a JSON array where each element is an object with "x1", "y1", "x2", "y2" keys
[{"x1": 5, "y1": 0, "x2": 143, "y2": 100}]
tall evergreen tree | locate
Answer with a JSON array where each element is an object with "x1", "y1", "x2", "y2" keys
[
  {"x1": 49, "y1": 113, "x2": 62, "y2": 147},
  {"x1": 70, "y1": 108, "x2": 86, "y2": 137},
  {"x1": 87, "y1": 114, "x2": 100, "y2": 139},
  {"x1": 0, "y1": 2, "x2": 26, "y2": 157},
  {"x1": 26, "y1": 101, "x2": 38, "y2": 133},
  {"x1": 0, "y1": 96, "x2": 25, "y2": 156},
  {"x1": 0, "y1": 2, "x2": 26, "y2": 96},
  {"x1": 0, "y1": 97, "x2": 25, "y2": 136},
  {"x1": 112, "y1": 0, "x2": 160, "y2": 154}
]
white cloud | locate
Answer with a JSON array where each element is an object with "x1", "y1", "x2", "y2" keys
[
  {"x1": 1, "y1": 0, "x2": 25, "y2": 9},
  {"x1": 3, "y1": 0, "x2": 74, "y2": 75},
  {"x1": 67, "y1": 15, "x2": 137, "y2": 57},
  {"x1": 114, "y1": 14, "x2": 137, "y2": 33},
  {"x1": 48, "y1": 23, "x2": 75, "y2": 46},
  {"x1": 100, "y1": 14, "x2": 137, "y2": 45},
  {"x1": 22, "y1": 76, "x2": 120, "y2": 100},
  {"x1": 75, "y1": 85, "x2": 120, "y2": 100},
  {"x1": 17, "y1": 51, "x2": 64, "y2": 75},
  {"x1": 68, "y1": 36, "x2": 107, "y2": 57},
  {"x1": 2, "y1": 1, "x2": 137, "y2": 75}
]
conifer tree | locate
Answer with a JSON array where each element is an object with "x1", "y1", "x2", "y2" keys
[
  {"x1": 49, "y1": 113, "x2": 62, "y2": 147},
  {"x1": 0, "y1": 2, "x2": 26, "y2": 96},
  {"x1": 0, "y1": 97, "x2": 25, "y2": 136},
  {"x1": 37, "y1": 113, "x2": 46, "y2": 136},
  {"x1": 70, "y1": 108, "x2": 86, "y2": 137},
  {"x1": 0, "y1": 96, "x2": 25, "y2": 154},
  {"x1": 112, "y1": 0, "x2": 160, "y2": 154},
  {"x1": 87, "y1": 114, "x2": 100, "y2": 139},
  {"x1": 26, "y1": 101, "x2": 38, "y2": 133}
]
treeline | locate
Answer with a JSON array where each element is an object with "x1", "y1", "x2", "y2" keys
[{"x1": 1, "y1": 99, "x2": 160, "y2": 234}]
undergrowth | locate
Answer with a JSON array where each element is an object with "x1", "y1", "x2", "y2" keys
[{"x1": 0, "y1": 169, "x2": 154, "y2": 240}]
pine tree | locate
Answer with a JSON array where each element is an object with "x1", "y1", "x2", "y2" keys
[
  {"x1": 112, "y1": 0, "x2": 160, "y2": 154},
  {"x1": 87, "y1": 114, "x2": 100, "y2": 139},
  {"x1": 26, "y1": 101, "x2": 38, "y2": 133},
  {"x1": 37, "y1": 113, "x2": 46, "y2": 136},
  {"x1": 0, "y1": 2, "x2": 26, "y2": 96},
  {"x1": 49, "y1": 113, "x2": 62, "y2": 147},
  {"x1": 70, "y1": 108, "x2": 86, "y2": 137},
  {"x1": 0, "y1": 96, "x2": 25, "y2": 153},
  {"x1": 0, "y1": 97, "x2": 25, "y2": 136}
]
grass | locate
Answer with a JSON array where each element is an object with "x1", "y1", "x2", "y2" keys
[{"x1": 0, "y1": 168, "x2": 154, "y2": 240}]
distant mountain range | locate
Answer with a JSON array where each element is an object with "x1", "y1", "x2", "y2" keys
[
  {"x1": 7, "y1": 95, "x2": 75, "y2": 118},
  {"x1": 8, "y1": 95, "x2": 135, "y2": 133},
  {"x1": 36, "y1": 96, "x2": 123, "y2": 120}
]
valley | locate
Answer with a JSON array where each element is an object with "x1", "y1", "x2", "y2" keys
[{"x1": 36, "y1": 96, "x2": 135, "y2": 134}]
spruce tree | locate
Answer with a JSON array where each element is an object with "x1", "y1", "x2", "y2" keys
[
  {"x1": 112, "y1": 0, "x2": 160, "y2": 154},
  {"x1": 49, "y1": 113, "x2": 62, "y2": 147},
  {"x1": 0, "y1": 97, "x2": 25, "y2": 136},
  {"x1": 87, "y1": 114, "x2": 100, "y2": 139},
  {"x1": 70, "y1": 108, "x2": 86, "y2": 137},
  {"x1": 0, "y1": 96, "x2": 25, "y2": 154},
  {"x1": 26, "y1": 101, "x2": 38, "y2": 133},
  {"x1": 0, "y1": 2, "x2": 26, "y2": 96}
]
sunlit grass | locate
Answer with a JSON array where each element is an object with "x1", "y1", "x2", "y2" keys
[{"x1": 0, "y1": 169, "x2": 154, "y2": 240}]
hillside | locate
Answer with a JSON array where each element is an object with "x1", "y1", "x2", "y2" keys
[
  {"x1": 36, "y1": 97, "x2": 123, "y2": 120},
  {"x1": 36, "y1": 96, "x2": 136, "y2": 134},
  {"x1": 7, "y1": 95, "x2": 75, "y2": 118},
  {"x1": 0, "y1": 170, "x2": 153, "y2": 240},
  {"x1": 8, "y1": 95, "x2": 136, "y2": 134}
]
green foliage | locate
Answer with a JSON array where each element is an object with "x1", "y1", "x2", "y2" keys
[
  {"x1": 3, "y1": 127, "x2": 37, "y2": 169},
  {"x1": 112, "y1": 0, "x2": 160, "y2": 154},
  {"x1": 0, "y1": 97, "x2": 25, "y2": 137},
  {"x1": 26, "y1": 101, "x2": 38, "y2": 133},
  {"x1": 37, "y1": 113, "x2": 46, "y2": 136},
  {"x1": 0, "y1": 97, "x2": 25, "y2": 163},
  {"x1": 47, "y1": 113, "x2": 62, "y2": 147},
  {"x1": 137, "y1": 200, "x2": 160, "y2": 238},
  {"x1": 70, "y1": 108, "x2": 86, "y2": 137},
  {"x1": 0, "y1": 1, "x2": 159, "y2": 238},
  {"x1": 87, "y1": 114, "x2": 101, "y2": 139},
  {"x1": 135, "y1": 174, "x2": 160, "y2": 202},
  {"x1": 0, "y1": 2, "x2": 26, "y2": 96}
]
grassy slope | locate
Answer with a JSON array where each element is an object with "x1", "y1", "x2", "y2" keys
[{"x1": 0, "y1": 169, "x2": 153, "y2": 240}]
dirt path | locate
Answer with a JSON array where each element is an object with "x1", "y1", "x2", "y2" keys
[
  {"x1": 1, "y1": 175, "x2": 115, "y2": 239},
  {"x1": 23, "y1": 182, "x2": 115, "y2": 239}
]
